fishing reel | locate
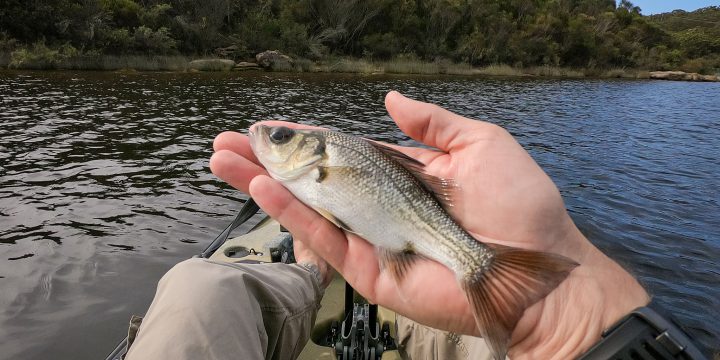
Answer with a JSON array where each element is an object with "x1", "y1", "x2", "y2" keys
[
  {"x1": 320, "y1": 283, "x2": 397, "y2": 360},
  {"x1": 276, "y1": 227, "x2": 397, "y2": 360}
]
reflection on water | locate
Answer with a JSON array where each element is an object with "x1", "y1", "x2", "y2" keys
[{"x1": 0, "y1": 71, "x2": 718, "y2": 358}]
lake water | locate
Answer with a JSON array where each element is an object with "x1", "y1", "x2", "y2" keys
[{"x1": 0, "y1": 71, "x2": 718, "y2": 358}]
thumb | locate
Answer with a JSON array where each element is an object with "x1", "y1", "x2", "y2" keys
[{"x1": 384, "y1": 91, "x2": 480, "y2": 152}]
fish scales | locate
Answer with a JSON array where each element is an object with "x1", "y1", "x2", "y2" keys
[{"x1": 321, "y1": 130, "x2": 493, "y2": 274}]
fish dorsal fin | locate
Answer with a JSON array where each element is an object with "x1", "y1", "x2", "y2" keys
[
  {"x1": 311, "y1": 206, "x2": 358, "y2": 235},
  {"x1": 367, "y1": 140, "x2": 457, "y2": 209},
  {"x1": 377, "y1": 245, "x2": 425, "y2": 283}
]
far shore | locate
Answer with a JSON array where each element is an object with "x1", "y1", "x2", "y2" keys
[{"x1": 2, "y1": 54, "x2": 719, "y2": 81}]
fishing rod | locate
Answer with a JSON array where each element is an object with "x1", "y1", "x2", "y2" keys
[{"x1": 200, "y1": 198, "x2": 259, "y2": 258}]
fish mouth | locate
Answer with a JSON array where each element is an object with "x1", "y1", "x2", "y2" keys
[
  {"x1": 247, "y1": 124, "x2": 269, "y2": 155},
  {"x1": 248, "y1": 123, "x2": 263, "y2": 136}
]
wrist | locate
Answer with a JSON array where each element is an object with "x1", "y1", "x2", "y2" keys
[{"x1": 510, "y1": 233, "x2": 649, "y2": 359}]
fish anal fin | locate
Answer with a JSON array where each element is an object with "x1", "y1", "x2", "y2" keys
[
  {"x1": 366, "y1": 140, "x2": 457, "y2": 210},
  {"x1": 378, "y1": 246, "x2": 423, "y2": 283},
  {"x1": 462, "y1": 244, "x2": 578, "y2": 360},
  {"x1": 312, "y1": 206, "x2": 355, "y2": 234}
]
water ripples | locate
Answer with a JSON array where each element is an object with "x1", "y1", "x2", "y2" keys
[{"x1": 0, "y1": 71, "x2": 718, "y2": 358}]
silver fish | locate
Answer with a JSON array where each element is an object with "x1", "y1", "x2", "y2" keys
[{"x1": 249, "y1": 125, "x2": 577, "y2": 359}]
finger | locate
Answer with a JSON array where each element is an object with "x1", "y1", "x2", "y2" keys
[
  {"x1": 385, "y1": 91, "x2": 484, "y2": 152},
  {"x1": 213, "y1": 131, "x2": 259, "y2": 165},
  {"x1": 248, "y1": 175, "x2": 381, "y2": 292},
  {"x1": 209, "y1": 150, "x2": 266, "y2": 193}
]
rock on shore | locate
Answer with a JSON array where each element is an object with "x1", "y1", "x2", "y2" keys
[
  {"x1": 189, "y1": 59, "x2": 236, "y2": 71},
  {"x1": 650, "y1": 71, "x2": 719, "y2": 82},
  {"x1": 255, "y1": 50, "x2": 294, "y2": 71}
]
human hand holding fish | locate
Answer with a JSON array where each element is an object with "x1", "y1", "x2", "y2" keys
[{"x1": 210, "y1": 91, "x2": 649, "y2": 359}]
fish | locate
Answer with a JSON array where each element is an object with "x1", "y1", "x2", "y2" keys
[{"x1": 249, "y1": 124, "x2": 578, "y2": 359}]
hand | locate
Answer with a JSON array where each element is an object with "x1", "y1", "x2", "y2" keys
[{"x1": 210, "y1": 91, "x2": 649, "y2": 359}]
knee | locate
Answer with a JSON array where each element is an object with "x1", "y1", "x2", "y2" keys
[
  {"x1": 158, "y1": 259, "x2": 229, "y2": 303},
  {"x1": 159, "y1": 259, "x2": 261, "y2": 306},
  {"x1": 161, "y1": 258, "x2": 210, "y2": 284}
]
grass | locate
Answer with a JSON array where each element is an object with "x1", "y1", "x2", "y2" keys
[
  {"x1": 476, "y1": 64, "x2": 525, "y2": 77},
  {"x1": 300, "y1": 57, "x2": 476, "y2": 75},
  {"x1": 0, "y1": 48, "x2": 656, "y2": 79},
  {"x1": 476, "y1": 65, "x2": 586, "y2": 78},
  {"x1": 472, "y1": 64, "x2": 652, "y2": 79},
  {"x1": 4, "y1": 51, "x2": 190, "y2": 71},
  {"x1": 601, "y1": 68, "x2": 650, "y2": 79},
  {"x1": 528, "y1": 65, "x2": 586, "y2": 78},
  {"x1": 74, "y1": 55, "x2": 190, "y2": 71},
  {"x1": 383, "y1": 59, "x2": 441, "y2": 74},
  {"x1": 309, "y1": 58, "x2": 379, "y2": 73}
]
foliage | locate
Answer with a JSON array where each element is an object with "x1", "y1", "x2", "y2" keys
[
  {"x1": 649, "y1": 6, "x2": 720, "y2": 73},
  {"x1": 9, "y1": 42, "x2": 79, "y2": 69},
  {"x1": 0, "y1": 1, "x2": 719, "y2": 73}
]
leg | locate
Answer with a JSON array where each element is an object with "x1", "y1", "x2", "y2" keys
[{"x1": 126, "y1": 258, "x2": 323, "y2": 360}]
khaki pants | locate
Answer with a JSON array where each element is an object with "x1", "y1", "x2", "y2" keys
[{"x1": 126, "y1": 259, "x2": 492, "y2": 360}]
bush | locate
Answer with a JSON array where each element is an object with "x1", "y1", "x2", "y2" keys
[
  {"x1": 101, "y1": 0, "x2": 142, "y2": 28},
  {"x1": 361, "y1": 33, "x2": 401, "y2": 59},
  {"x1": 100, "y1": 28, "x2": 133, "y2": 54},
  {"x1": 133, "y1": 26, "x2": 177, "y2": 54},
  {"x1": 680, "y1": 55, "x2": 720, "y2": 74},
  {"x1": 0, "y1": 32, "x2": 17, "y2": 67},
  {"x1": 9, "y1": 42, "x2": 78, "y2": 69},
  {"x1": 674, "y1": 28, "x2": 720, "y2": 58}
]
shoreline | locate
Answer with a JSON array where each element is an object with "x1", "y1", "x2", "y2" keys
[{"x1": 2, "y1": 54, "x2": 718, "y2": 81}]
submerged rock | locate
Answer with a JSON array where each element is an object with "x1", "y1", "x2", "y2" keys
[
  {"x1": 650, "y1": 71, "x2": 719, "y2": 82},
  {"x1": 189, "y1": 59, "x2": 236, "y2": 72},
  {"x1": 255, "y1": 50, "x2": 294, "y2": 71}
]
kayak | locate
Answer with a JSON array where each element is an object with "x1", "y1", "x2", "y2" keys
[{"x1": 106, "y1": 199, "x2": 400, "y2": 360}]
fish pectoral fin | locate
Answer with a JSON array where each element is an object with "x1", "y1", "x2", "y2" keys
[
  {"x1": 365, "y1": 140, "x2": 457, "y2": 210},
  {"x1": 377, "y1": 246, "x2": 424, "y2": 283},
  {"x1": 317, "y1": 166, "x2": 369, "y2": 182},
  {"x1": 312, "y1": 206, "x2": 357, "y2": 234}
]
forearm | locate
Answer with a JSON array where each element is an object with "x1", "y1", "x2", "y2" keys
[{"x1": 510, "y1": 230, "x2": 650, "y2": 359}]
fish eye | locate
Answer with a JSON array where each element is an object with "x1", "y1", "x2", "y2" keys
[{"x1": 269, "y1": 126, "x2": 295, "y2": 144}]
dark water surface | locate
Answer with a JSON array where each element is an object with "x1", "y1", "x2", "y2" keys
[{"x1": 1, "y1": 71, "x2": 718, "y2": 358}]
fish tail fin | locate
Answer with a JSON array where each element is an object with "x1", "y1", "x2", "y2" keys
[{"x1": 462, "y1": 244, "x2": 578, "y2": 360}]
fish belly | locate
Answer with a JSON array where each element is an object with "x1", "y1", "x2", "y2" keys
[{"x1": 282, "y1": 172, "x2": 461, "y2": 273}]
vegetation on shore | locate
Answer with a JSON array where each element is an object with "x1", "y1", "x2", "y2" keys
[
  {"x1": 1, "y1": 1, "x2": 719, "y2": 76},
  {"x1": 0, "y1": 50, "x2": 651, "y2": 79}
]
